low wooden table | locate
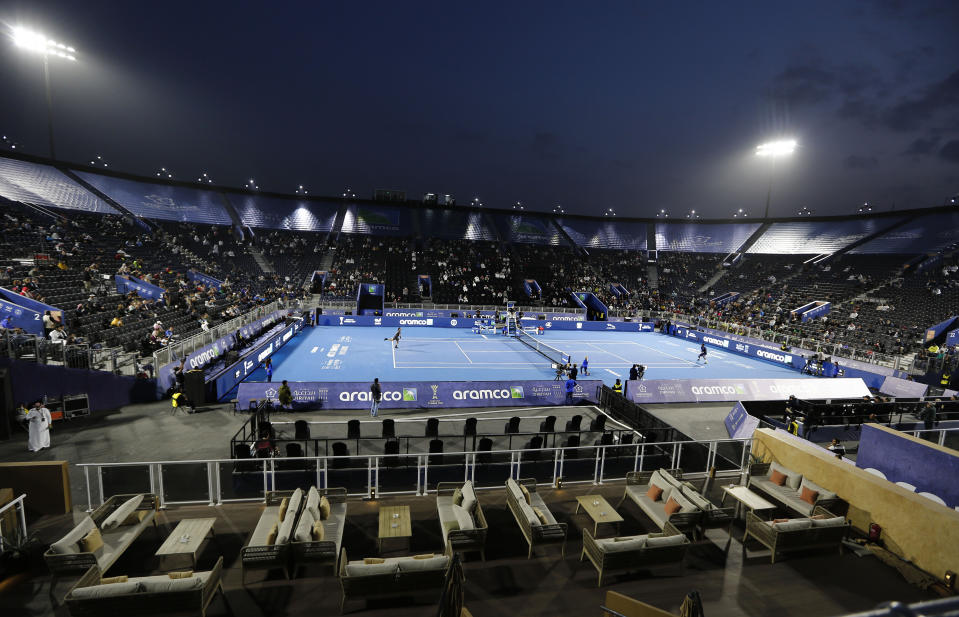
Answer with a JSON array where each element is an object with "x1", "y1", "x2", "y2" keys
[
  {"x1": 378, "y1": 505, "x2": 412, "y2": 553},
  {"x1": 720, "y1": 485, "x2": 777, "y2": 553},
  {"x1": 721, "y1": 485, "x2": 776, "y2": 519},
  {"x1": 575, "y1": 495, "x2": 624, "y2": 537},
  {"x1": 156, "y1": 517, "x2": 216, "y2": 570}
]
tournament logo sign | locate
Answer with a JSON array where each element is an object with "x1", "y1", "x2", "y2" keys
[
  {"x1": 510, "y1": 386, "x2": 525, "y2": 399},
  {"x1": 402, "y1": 388, "x2": 417, "y2": 402}
]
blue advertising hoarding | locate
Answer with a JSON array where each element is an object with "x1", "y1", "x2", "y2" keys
[
  {"x1": 925, "y1": 316, "x2": 958, "y2": 342},
  {"x1": 724, "y1": 401, "x2": 760, "y2": 439},
  {"x1": 316, "y1": 314, "x2": 653, "y2": 332},
  {"x1": 791, "y1": 301, "x2": 831, "y2": 323},
  {"x1": 236, "y1": 378, "x2": 602, "y2": 410},
  {"x1": 186, "y1": 270, "x2": 223, "y2": 290},
  {"x1": 214, "y1": 319, "x2": 303, "y2": 399},
  {"x1": 0, "y1": 287, "x2": 62, "y2": 335},
  {"x1": 115, "y1": 275, "x2": 165, "y2": 302}
]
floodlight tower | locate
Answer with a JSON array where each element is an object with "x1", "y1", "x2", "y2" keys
[
  {"x1": 755, "y1": 139, "x2": 796, "y2": 218},
  {"x1": 12, "y1": 27, "x2": 77, "y2": 160}
]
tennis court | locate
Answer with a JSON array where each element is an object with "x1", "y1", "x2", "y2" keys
[{"x1": 243, "y1": 326, "x2": 811, "y2": 385}]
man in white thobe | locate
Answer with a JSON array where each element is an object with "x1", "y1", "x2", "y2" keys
[{"x1": 26, "y1": 402, "x2": 52, "y2": 452}]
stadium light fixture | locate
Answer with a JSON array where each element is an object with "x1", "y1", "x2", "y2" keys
[
  {"x1": 755, "y1": 139, "x2": 796, "y2": 157},
  {"x1": 246, "y1": 178, "x2": 258, "y2": 190},
  {"x1": 472, "y1": 197, "x2": 482, "y2": 207},
  {"x1": 733, "y1": 208, "x2": 747, "y2": 218},
  {"x1": 89, "y1": 155, "x2": 107, "y2": 168},
  {"x1": 798, "y1": 206, "x2": 813, "y2": 216},
  {"x1": 756, "y1": 138, "x2": 798, "y2": 218},
  {"x1": 857, "y1": 202, "x2": 872, "y2": 214},
  {"x1": 296, "y1": 185, "x2": 308, "y2": 195},
  {"x1": 552, "y1": 205, "x2": 565, "y2": 214},
  {"x1": 604, "y1": 207, "x2": 616, "y2": 217},
  {"x1": 686, "y1": 209, "x2": 700, "y2": 219},
  {"x1": 513, "y1": 202, "x2": 524, "y2": 211},
  {"x1": 197, "y1": 172, "x2": 213, "y2": 184},
  {"x1": 11, "y1": 27, "x2": 78, "y2": 160},
  {"x1": 2, "y1": 135, "x2": 21, "y2": 150},
  {"x1": 155, "y1": 167, "x2": 172, "y2": 179},
  {"x1": 656, "y1": 208, "x2": 668, "y2": 218},
  {"x1": 342, "y1": 188, "x2": 355, "y2": 199}
]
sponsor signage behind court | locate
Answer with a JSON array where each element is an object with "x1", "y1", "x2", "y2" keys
[
  {"x1": 236, "y1": 379, "x2": 602, "y2": 409},
  {"x1": 625, "y1": 377, "x2": 870, "y2": 404}
]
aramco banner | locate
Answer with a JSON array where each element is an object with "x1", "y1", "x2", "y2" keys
[
  {"x1": 724, "y1": 401, "x2": 760, "y2": 439},
  {"x1": 236, "y1": 379, "x2": 602, "y2": 410},
  {"x1": 625, "y1": 378, "x2": 870, "y2": 404}
]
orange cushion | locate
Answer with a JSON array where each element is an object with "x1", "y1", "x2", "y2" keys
[
  {"x1": 772, "y1": 518, "x2": 789, "y2": 524},
  {"x1": 800, "y1": 486, "x2": 819, "y2": 505},
  {"x1": 810, "y1": 514, "x2": 827, "y2": 520},
  {"x1": 663, "y1": 497, "x2": 682, "y2": 516},
  {"x1": 646, "y1": 484, "x2": 664, "y2": 502},
  {"x1": 770, "y1": 470, "x2": 787, "y2": 486}
]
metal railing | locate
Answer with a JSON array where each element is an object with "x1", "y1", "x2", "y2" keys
[
  {"x1": 75, "y1": 436, "x2": 751, "y2": 510},
  {"x1": 0, "y1": 330, "x2": 136, "y2": 374},
  {"x1": 151, "y1": 297, "x2": 299, "y2": 367},
  {"x1": 907, "y1": 426, "x2": 959, "y2": 449},
  {"x1": 0, "y1": 494, "x2": 28, "y2": 552}
]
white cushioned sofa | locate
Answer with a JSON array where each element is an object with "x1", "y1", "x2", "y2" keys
[
  {"x1": 45, "y1": 494, "x2": 159, "y2": 583},
  {"x1": 436, "y1": 480, "x2": 488, "y2": 560},
  {"x1": 748, "y1": 462, "x2": 843, "y2": 517},
  {"x1": 505, "y1": 478, "x2": 568, "y2": 558},
  {"x1": 743, "y1": 506, "x2": 849, "y2": 563},
  {"x1": 617, "y1": 469, "x2": 706, "y2": 535},
  {"x1": 580, "y1": 521, "x2": 690, "y2": 586},
  {"x1": 64, "y1": 557, "x2": 223, "y2": 617},
  {"x1": 240, "y1": 488, "x2": 304, "y2": 583},
  {"x1": 337, "y1": 548, "x2": 451, "y2": 614},
  {"x1": 291, "y1": 486, "x2": 348, "y2": 576}
]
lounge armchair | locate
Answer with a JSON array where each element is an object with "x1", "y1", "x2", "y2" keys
[
  {"x1": 505, "y1": 478, "x2": 568, "y2": 558},
  {"x1": 580, "y1": 521, "x2": 689, "y2": 586},
  {"x1": 64, "y1": 557, "x2": 224, "y2": 617},
  {"x1": 743, "y1": 506, "x2": 849, "y2": 563}
]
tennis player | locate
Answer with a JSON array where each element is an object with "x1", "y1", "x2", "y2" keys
[
  {"x1": 581, "y1": 356, "x2": 589, "y2": 376},
  {"x1": 384, "y1": 327, "x2": 402, "y2": 349},
  {"x1": 697, "y1": 342, "x2": 708, "y2": 364}
]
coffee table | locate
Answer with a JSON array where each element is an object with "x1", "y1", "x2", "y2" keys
[
  {"x1": 155, "y1": 517, "x2": 216, "y2": 570},
  {"x1": 378, "y1": 505, "x2": 412, "y2": 553},
  {"x1": 720, "y1": 485, "x2": 777, "y2": 553},
  {"x1": 574, "y1": 495, "x2": 624, "y2": 537},
  {"x1": 720, "y1": 485, "x2": 776, "y2": 519}
]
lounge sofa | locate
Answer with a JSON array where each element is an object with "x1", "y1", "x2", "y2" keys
[
  {"x1": 749, "y1": 462, "x2": 844, "y2": 517},
  {"x1": 580, "y1": 521, "x2": 690, "y2": 586},
  {"x1": 505, "y1": 478, "x2": 568, "y2": 558},
  {"x1": 743, "y1": 506, "x2": 849, "y2": 563},
  {"x1": 617, "y1": 469, "x2": 705, "y2": 536},
  {"x1": 64, "y1": 557, "x2": 223, "y2": 617},
  {"x1": 291, "y1": 486, "x2": 348, "y2": 576},
  {"x1": 240, "y1": 488, "x2": 304, "y2": 583},
  {"x1": 436, "y1": 481, "x2": 488, "y2": 560},
  {"x1": 337, "y1": 548, "x2": 451, "y2": 614},
  {"x1": 45, "y1": 494, "x2": 159, "y2": 583}
]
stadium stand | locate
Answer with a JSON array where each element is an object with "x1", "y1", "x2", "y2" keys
[
  {"x1": 74, "y1": 171, "x2": 233, "y2": 224},
  {"x1": 494, "y1": 213, "x2": 568, "y2": 246},
  {"x1": 419, "y1": 207, "x2": 497, "y2": 241},
  {"x1": 230, "y1": 194, "x2": 339, "y2": 231},
  {"x1": 558, "y1": 217, "x2": 647, "y2": 250},
  {"x1": 746, "y1": 218, "x2": 904, "y2": 255},
  {"x1": 0, "y1": 157, "x2": 119, "y2": 214},
  {"x1": 655, "y1": 222, "x2": 759, "y2": 253}
]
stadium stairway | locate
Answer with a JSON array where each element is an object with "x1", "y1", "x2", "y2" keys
[
  {"x1": 699, "y1": 267, "x2": 726, "y2": 293},
  {"x1": 250, "y1": 247, "x2": 274, "y2": 274},
  {"x1": 646, "y1": 263, "x2": 658, "y2": 291}
]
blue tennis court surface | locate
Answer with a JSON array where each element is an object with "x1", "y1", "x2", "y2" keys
[{"x1": 243, "y1": 327, "x2": 812, "y2": 385}]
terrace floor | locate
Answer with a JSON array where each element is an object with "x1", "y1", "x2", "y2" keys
[{"x1": 3, "y1": 481, "x2": 937, "y2": 617}]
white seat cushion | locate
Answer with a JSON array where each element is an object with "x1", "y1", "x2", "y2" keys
[
  {"x1": 452, "y1": 504, "x2": 474, "y2": 530},
  {"x1": 101, "y1": 495, "x2": 144, "y2": 531}
]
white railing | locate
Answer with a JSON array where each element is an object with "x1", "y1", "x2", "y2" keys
[
  {"x1": 75, "y1": 437, "x2": 752, "y2": 510},
  {"x1": 907, "y1": 426, "x2": 959, "y2": 448},
  {"x1": 0, "y1": 494, "x2": 28, "y2": 552}
]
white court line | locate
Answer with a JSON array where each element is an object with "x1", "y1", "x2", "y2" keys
[
  {"x1": 630, "y1": 340, "x2": 700, "y2": 366},
  {"x1": 310, "y1": 346, "x2": 318, "y2": 353},
  {"x1": 605, "y1": 369, "x2": 621, "y2": 377},
  {"x1": 481, "y1": 334, "x2": 488, "y2": 339},
  {"x1": 392, "y1": 343, "x2": 396, "y2": 369},
  {"x1": 453, "y1": 341, "x2": 473, "y2": 364},
  {"x1": 393, "y1": 362, "x2": 693, "y2": 369}
]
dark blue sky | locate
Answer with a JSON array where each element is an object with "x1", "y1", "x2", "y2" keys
[{"x1": 2, "y1": 1, "x2": 957, "y2": 217}]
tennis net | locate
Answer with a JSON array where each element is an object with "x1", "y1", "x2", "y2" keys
[{"x1": 514, "y1": 329, "x2": 569, "y2": 367}]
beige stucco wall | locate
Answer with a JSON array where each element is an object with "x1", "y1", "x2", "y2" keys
[{"x1": 751, "y1": 428, "x2": 959, "y2": 580}]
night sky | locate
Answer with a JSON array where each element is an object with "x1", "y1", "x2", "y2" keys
[{"x1": 1, "y1": 1, "x2": 957, "y2": 218}]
